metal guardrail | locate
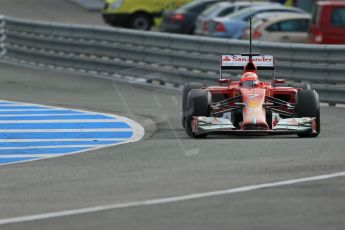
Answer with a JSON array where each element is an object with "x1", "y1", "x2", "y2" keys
[
  {"x1": 0, "y1": 16, "x2": 6, "y2": 58},
  {"x1": 0, "y1": 16, "x2": 344, "y2": 104}
]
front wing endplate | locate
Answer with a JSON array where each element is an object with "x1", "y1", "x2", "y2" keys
[{"x1": 273, "y1": 117, "x2": 315, "y2": 131}]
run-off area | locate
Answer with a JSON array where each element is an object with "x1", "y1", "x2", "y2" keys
[{"x1": 0, "y1": 100, "x2": 143, "y2": 165}]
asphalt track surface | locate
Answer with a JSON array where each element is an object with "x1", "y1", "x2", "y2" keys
[{"x1": 0, "y1": 1, "x2": 345, "y2": 230}]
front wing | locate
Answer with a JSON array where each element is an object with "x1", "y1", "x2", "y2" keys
[{"x1": 192, "y1": 116, "x2": 317, "y2": 135}]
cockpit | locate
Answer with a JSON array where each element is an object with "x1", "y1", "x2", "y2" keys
[
  {"x1": 240, "y1": 72, "x2": 259, "y2": 87},
  {"x1": 241, "y1": 80, "x2": 260, "y2": 87}
]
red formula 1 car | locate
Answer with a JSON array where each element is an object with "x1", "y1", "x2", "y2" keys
[{"x1": 182, "y1": 54, "x2": 320, "y2": 138}]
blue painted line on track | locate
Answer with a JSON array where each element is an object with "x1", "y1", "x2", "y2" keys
[
  {"x1": 0, "y1": 122, "x2": 130, "y2": 129},
  {"x1": 0, "y1": 141, "x2": 121, "y2": 148},
  {"x1": 0, "y1": 147, "x2": 90, "y2": 155},
  {"x1": 0, "y1": 102, "x2": 17, "y2": 105},
  {"x1": 0, "y1": 110, "x2": 85, "y2": 115},
  {"x1": 0, "y1": 132, "x2": 133, "y2": 139},
  {"x1": 0, "y1": 106, "x2": 50, "y2": 110},
  {"x1": 0, "y1": 100, "x2": 142, "y2": 166},
  {"x1": 0, "y1": 158, "x2": 38, "y2": 164},
  {"x1": 0, "y1": 115, "x2": 115, "y2": 120}
]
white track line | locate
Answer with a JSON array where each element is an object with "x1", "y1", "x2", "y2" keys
[{"x1": 0, "y1": 171, "x2": 344, "y2": 225}]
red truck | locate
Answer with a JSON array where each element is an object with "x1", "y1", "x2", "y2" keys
[{"x1": 309, "y1": 1, "x2": 345, "y2": 44}]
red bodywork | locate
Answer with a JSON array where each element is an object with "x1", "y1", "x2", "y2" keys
[
  {"x1": 206, "y1": 81, "x2": 298, "y2": 131},
  {"x1": 241, "y1": 88, "x2": 268, "y2": 130}
]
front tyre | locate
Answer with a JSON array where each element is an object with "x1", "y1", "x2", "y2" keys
[
  {"x1": 296, "y1": 90, "x2": 320, "y2": 137},
  {"x1": 182, "y1": 83, "x2": 205, "y2": 128},
  {"x1": 185, "y1": 89, "x2": 211, "y2": 138}
]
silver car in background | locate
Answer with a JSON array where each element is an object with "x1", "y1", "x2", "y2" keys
[
  {"x1": 242, "y1": 12, "x2": 311, "y2": 43},
  {"x1": 194, "y1": 1, "x2": 279, "y2": 36}
]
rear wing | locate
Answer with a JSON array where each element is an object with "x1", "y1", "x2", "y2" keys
[{"x1": 221, "y1": 55, "x2": 275, "y2": 70}]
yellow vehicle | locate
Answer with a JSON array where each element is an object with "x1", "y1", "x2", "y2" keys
[{"x1": 102, "y1": 0, "x2": 193, "y2": 30}]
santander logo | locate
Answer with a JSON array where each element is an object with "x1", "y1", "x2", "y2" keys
[
  {"x1": 223, "y1": 56, "x2": 273, "y2": 63},
  {"x1": 222, "y1": 55, "x2": 274, "y2": 66}
]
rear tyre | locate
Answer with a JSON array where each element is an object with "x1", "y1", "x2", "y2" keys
[
  {"x1": 185, "y1": 89, "x2": 210, "y2": 138},
  {"x1": 182, "y1": 83, "x2": 205, "y2": 128},
  {"x1": 296, "y1": 90, "x2": 320, "y2": 137},
  {"x1": 129, "y1": 13, "x2": 152, "y2": 30}
]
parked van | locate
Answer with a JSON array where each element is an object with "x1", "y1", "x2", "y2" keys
[
  {"x1": 309, "y1": 1, "x2": 345, "y2": 44},
  {"x1": 102, "y1": 0, "x2": 193, "y2": 30}
]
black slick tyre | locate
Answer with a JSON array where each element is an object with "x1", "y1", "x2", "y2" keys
[
  {"x1": 296, "y1": 90, "x2": 320, "y2": 137},
  {"x1": 182, "y1": 83, "x2": 204, "y2": 128},
  {"x1": 185, "y1": 89, "x2": 210, "y2": 138}
]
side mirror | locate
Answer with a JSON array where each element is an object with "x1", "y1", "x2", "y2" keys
[
  {"x1": 218, "y1": 79, "x2": 231, "y2": 84},
  {"x1": 274, "y1": 79, "x2": 286, "y2": 84}
]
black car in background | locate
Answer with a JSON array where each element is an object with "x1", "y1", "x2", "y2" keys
[{"x1": 160, "y1": 0, "x2": 222, "y2": 34}]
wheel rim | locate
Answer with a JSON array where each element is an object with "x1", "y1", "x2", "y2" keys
[{"x1": 133, "y1": 17, "x2": 149, "y2": 30}]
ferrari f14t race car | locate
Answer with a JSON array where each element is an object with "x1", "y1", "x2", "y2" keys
[{"x1": 182, "y1": 53, "x2": 320, "y2": 138}]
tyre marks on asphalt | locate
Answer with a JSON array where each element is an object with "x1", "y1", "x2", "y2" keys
[{"x1": 0, "y1": 100, "x2": 144, "y2": 165}]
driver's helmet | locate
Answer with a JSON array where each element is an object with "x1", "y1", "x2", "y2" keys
[{"x1": 240, "y1": 72, "x2": 259, "y2": 87}]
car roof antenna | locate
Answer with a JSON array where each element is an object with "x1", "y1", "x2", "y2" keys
[
  {"x1": 249, "y1": 16, "x2": 253, "y2": 62},
  {"x1": 243, "y1": 17, "x2": 257, "y2": 74}
]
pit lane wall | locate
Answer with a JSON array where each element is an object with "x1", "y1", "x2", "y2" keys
[{"x1": 0, "y1": 16, "x2": 344, "y2": 105}]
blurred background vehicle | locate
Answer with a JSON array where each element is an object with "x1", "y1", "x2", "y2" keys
[
  {"x1": 278, "y1": 0, "x2": 314, "y2": 13},
  {"x1": 102, "y1": 0, "x2": 345, "y2": 44},
  {"x1": 309, "y1": 1, "x2": 345, "y2": 44},
  {"x1": 194, "y1": 1, "x2": 279, "y2": 36},
  {"x1": 160, "y1": 0, "x2": 222, "y2": 34},
  {"x1": 207, "y1": 4, "x2": 306, "y2": 39},
  {"x1": 102, "y1": 0, "x2": 192, "y2": 30},
  {"x1": 242, "y1": 12, "x2": 310, "y2": 43}
]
